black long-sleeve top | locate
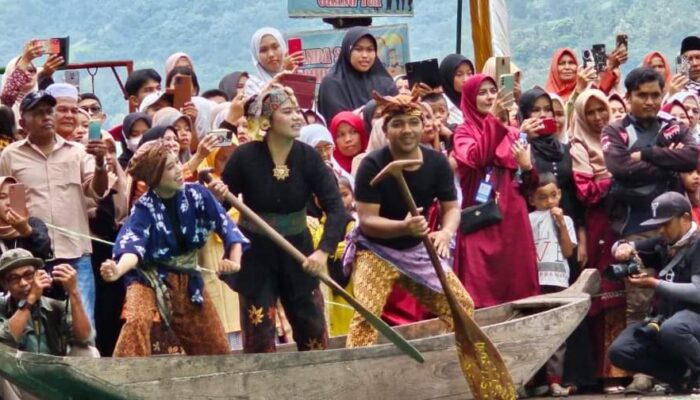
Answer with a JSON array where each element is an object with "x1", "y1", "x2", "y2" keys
[
  {"x1": 221, "y1": 140, "x2": 346, "y2": 254},
  {"x1": 0, "y1": 217, "x2": 53, "y2": 260}
]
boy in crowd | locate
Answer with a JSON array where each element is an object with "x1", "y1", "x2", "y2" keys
[{"x1": 528, "y1": 172, "x2": 577, "y2": 396}]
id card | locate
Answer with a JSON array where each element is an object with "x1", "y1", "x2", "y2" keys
[{"x1": 475, "y1": 181, "x2": 493, "y2": 204}]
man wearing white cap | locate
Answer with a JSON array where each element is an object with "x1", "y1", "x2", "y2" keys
[{"x1": 45, "y1": 82, "x2": 79, "y2": 140}]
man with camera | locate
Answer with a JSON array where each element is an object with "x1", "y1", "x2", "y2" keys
[
  {"x1": 0, "y1": 248, "x2": 96, "y2": 399},
  {"x1": 608, "y1": 192, "x2": 700, "y2": 394}
]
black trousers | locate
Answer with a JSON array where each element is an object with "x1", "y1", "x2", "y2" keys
[{"x1": 608, "y1": 309, "x2": 700, "y2": 385}]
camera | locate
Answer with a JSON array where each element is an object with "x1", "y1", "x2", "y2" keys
[
  {"x1": 603, "y1": 259, "x2": 642, "y2": 281},
  {"x1": 634, "y1": 315, "x2": 665, "y2": 339}
]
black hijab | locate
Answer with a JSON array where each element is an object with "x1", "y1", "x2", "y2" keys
[
  {"x1": 318, "y1": 27, "x2": 397, "y2": 123},
  {"x1": 218, "y1": 71, "x2": 248, "y2": 100},
  {"x1": 439, "y1": 54, "x2": 474, "y2": 107},
  {"x1": 518, "y1": 88, "x2": 565, "y2": 162},
  {"x1": 118, "y1": 112, "x2": 151, "y2": 169},
  {"x1": 362, "y1": 99, "x2": 378, "y2": 135},
  {"x1": 138, "y1": 125, "x2": 173, "y2": 148}
]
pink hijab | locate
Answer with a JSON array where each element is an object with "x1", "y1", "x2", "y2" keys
[
  {"x1": 165, "y1": 52, "x2": 195, "y2": 77},
  {"x1": 453, "y1": 73, "x2": 516, "y2": 169}
]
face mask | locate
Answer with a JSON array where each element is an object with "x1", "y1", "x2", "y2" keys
[{"x1": 126, "y1": 136, "x2": 141, "y2": 152}]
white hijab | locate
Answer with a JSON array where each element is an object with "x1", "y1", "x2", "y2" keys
[
  {"x1": 298, "y1": 124, "x2": 354, "y2": 188},
  {"x1": 244, "y1": 27, "x2": 287, "y2": 97}
]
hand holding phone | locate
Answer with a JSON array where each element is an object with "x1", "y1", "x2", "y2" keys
[
  {"x1": 287, "y1": 38, "x2": 304, "y2": 67},
  {"x1": 209, "y1": 129, "x2": 236, "y2": 147}
]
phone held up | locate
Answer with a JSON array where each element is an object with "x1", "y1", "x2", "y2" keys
[
  {"x1": 677, "y1": 55, "x2": 690, "y2": 78},
  {"x1": 8, "y1": 183, "x2": 28, "y2": 218},
  {"x1": 287, "y1": 37, "x2": 303, "y2": 67},
  {"x1": 88, "y1": 120, "x2": 102, "y2": 141}
]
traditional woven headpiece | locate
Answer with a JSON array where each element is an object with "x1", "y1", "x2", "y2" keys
[{"x1": 126, "y1": 139, "x2": 171, "y2": 186}]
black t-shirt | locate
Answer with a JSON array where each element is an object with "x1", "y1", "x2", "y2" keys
[{"x1": 354, "y1": 146, "x2": 456, "y2": 250}]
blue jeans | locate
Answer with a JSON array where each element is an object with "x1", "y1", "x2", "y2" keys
[{"x1": 69, "y1": 255, "x2": 96, "y2": 328}]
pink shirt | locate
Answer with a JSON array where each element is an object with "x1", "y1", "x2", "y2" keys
[{"x1": 0, "y1": 135, "x2": 105, "y2": 259}]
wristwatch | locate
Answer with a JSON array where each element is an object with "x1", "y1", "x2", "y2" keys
[{"x1": 17, "y1": 299, "x2": 32, "y2": 310}]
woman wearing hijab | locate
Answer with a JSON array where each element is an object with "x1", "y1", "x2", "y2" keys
[
  {"x1": 118, "y1": 112, "x2": 151, "y2": 169},
  {"x1": 244, "y1": 27, "x2": 303, "y2": 97},
  {"x1": 663, "y1": 100, "x2": 692, "y2": 127},
  {"x1": 549, "y1": 93, "x2": 569, "y2": 143},
  {"x1": 642, "y1": 51, "x2": 672, "y2": 84},
  {"x1": 330, "y1": 111, "x2": 369, "y2": 174},
  {"x1": 165, "y1": 52, "x2": 194, "y2": 78},
  {"x1": 608, "y1": 93, "x2": 628, "y2": 123},
  {"x1": 218, "y1": 71, "x2": 249, "y2": 101},
  {"x1": 439, "y1": 54, "x2": 475, "y2": 125},
  {"x1": 545, "y1": 49, "x2": 579, "y2": 102},
  {"x1": 569, "y1": 89, "x2": 626, "y2": 392},
  {"x1": 482, "y1": 56, "x2": 522, "y2": 102},
  {"x1": 452, "y1": 74, "x2": 539, "y2": 308},
  {"x1": 519, "y1": 88, "x2": 583, "y2": 235},
  {"x1": 318, "y1": 27, "x2": 397, "y2": 123},
  {"x1": 667, "y1": 92, "x2": 700, "y2": 139}
]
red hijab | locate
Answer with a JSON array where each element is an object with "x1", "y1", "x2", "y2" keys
[
  {"x1": 643, "y1": 51, "x2": 672, "y2": 83},
  {"x1": 454, "y1": 73, "x2": 516, "y2": 169},
  {"x1": 545, "y1": 48, "x2": 578, "y2": 101},
  {"x1": 329, "y1": 111, "x2": 368, "y2": 172}
]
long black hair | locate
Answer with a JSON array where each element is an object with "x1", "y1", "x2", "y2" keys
[{"x1": 0, "y1": 106, "x2": 16, "y2": 140}]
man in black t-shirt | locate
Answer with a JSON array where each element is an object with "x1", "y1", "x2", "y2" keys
[{"x1": 346, "y1": 94, "x2": 473, "y2": 348}]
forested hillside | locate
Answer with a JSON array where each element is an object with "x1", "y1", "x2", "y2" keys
[{"x1": 0, "y1": 0, "x2": 695, "y2": 124}]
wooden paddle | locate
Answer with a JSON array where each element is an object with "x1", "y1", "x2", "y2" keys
[
  {"x1": 371, "y1": 159, "x2": 517, "y2": 399},
  {"x1": 198, "y1": 171, "x2": 424, "y2": 363}
]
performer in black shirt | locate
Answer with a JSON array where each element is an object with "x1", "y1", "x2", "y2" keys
[{"x1": 221, "y1": 85, "x2": 345, "y2": 353}]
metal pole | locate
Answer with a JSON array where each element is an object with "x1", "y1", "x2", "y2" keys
[{"x1": 456, "y1": 0, "x2": 463, "y2": 54}]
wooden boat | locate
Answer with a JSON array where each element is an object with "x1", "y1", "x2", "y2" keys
[{"x1": 0, "y1": 269, "x2": 599, "y2": 400}]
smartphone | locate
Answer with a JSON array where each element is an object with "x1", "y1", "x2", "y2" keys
[
  {"x1": 209, "y1": 129, "x2": 235, "y2": 147},
  {"x1": 582, "y1": 50, "x2": 593, "y2": 69},
  {"x1": 88, "y1": 120, "x2": 102, "y2": 141},
  {"x1": 495, "y1": 57, "x2": 510, "y2": 82},
  {"x1": 591, "y1": 44, "x2": 607, "y2": 73},
  {"x1": 405, "y1": 58, "x2": 441, "y2": 89},
  {"x1": 499, "y1": 74, "x2": 515, "y2": 92},
  {"x1": 495, "y1": 56, "x2": 511, "y2": 83},
  {"x1": 172, "y1": 75, "x2": 192, "y2": 110},
  {"x1": 64, "y1": 70, "x2": 79, "y2": 88},
  {"x1": 8, "y1": 184, "x2": 27, "y2": 218},
  {"x1": 538, "y1": 118, "x2": 558, "y2": 135},
  {"x1": 677, "y1": 55, "x2": 690, "y2": 78},
  {"x1": 615, "y1": 34, "x2": 628, "y2": 51},
  {"x1": 518, "y1": 132, "x2": 528, "y2": 145},
  {"x1": 278, "y1": 73, "x2": 317, "y2": 109},
  {"x1": 33, "y1": 37, "x2": 70, "y2": 67},
  {"x1": 287, "y1": 37, "x2": 303, "y2": 66}
]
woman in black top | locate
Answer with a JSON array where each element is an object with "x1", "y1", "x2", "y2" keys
[
  {"x1": 519, "y1": 88, "x2": 584, "y2": 233},
  {"x1": 221, "y1": 85, "x2": 345, "y2": 353},
  {"x1": 0, "y1": 176, "x2": 51, "y2": 260}
]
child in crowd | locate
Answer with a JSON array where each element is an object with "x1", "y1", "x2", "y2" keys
[
  {"x1": 682, "y1": 167, "x2": 700, "y2": 224},
  {"x1": 528, "y1": 172, "x2": 577, "y2": 397}
]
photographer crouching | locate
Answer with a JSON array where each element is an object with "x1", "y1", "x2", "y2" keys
[{"x1": 608, "y1": 192, "x2": 700, "y2": 394}]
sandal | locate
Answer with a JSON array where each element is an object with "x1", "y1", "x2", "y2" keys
[{"x1": 549, "y1": 383, "x2": 571, "y2": 397}]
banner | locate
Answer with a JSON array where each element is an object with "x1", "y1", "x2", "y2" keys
[
  {"x1": 289, "y1": 24, "x2": 410, "y2": 83},
  {"x1": 289, "y1": 0, "x2": 414, "y2": 18}
]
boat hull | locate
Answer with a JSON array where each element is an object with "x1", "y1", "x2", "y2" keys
[{"x1": 0, "y1": 292, "x2": 591, "y2": 400}]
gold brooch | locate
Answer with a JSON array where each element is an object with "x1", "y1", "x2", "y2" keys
[{"x1": 273, "y1": 165, "x2": 290, "y2": 181}]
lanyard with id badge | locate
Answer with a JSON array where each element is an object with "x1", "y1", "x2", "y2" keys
[{"x1": 459, "y1": 167, "x2": 503, "y2": 234}]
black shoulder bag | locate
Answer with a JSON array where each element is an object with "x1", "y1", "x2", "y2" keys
[{"x1": 460, "y1": 167, "x2": 503, "y2": 234}]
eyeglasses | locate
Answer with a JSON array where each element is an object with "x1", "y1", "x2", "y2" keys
[
  {"x1": 4, "y1": 269, "x2": 36, "y2": 285},
  {"x1": 80, "y1": 106, "x2": 102, "y2": 114}
]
